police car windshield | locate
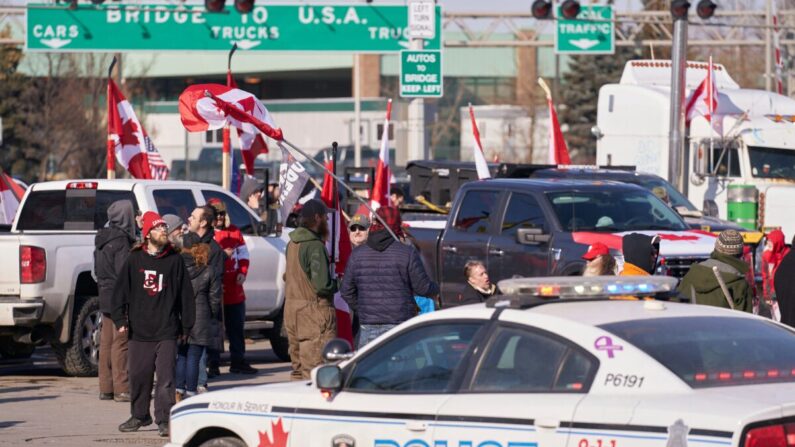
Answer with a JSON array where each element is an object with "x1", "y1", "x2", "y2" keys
[
  {"x1": 601, "y1": 317, "x2": 795, "y2": 388},
  {"x1": 547, "y1": 190, "x2": 687, "y2": 232}
]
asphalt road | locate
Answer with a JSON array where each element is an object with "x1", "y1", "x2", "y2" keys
[{"x1": 0, "y1": 339, "x2": 292, "y2": 446}]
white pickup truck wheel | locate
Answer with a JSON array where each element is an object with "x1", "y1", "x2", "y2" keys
[{"x1": 52, "y1": 296, "x2": 101, "y2": 377}]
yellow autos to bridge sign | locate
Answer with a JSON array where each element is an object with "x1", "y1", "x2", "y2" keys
[{"x1": 26, "y1": 3, "x2": 441, "y2": 52}]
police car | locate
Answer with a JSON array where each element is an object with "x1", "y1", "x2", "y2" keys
[{"x1": 166, "y1": 276, "x2": 795, "y2": 447}]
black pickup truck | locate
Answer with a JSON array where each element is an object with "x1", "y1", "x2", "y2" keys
[{"x1": 405, "y1": 178, "x2": 717, "y2": 308}]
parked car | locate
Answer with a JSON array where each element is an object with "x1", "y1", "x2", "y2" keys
[{"x1": 0, "y1": 179, "x2": 289, "y2": 375}]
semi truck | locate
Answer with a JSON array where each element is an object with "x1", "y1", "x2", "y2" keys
[{"x1": 595, "y1": 60, "x2": 795, "y2": 237}]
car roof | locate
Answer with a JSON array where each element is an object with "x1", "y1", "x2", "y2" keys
[
  {"x1": 29, "y1": 179, "x2": 229, "y2": 191},
  {"x1": 532, "y1": 168, "x2": 662, "y2": 182},
  {"x1": 466, "y1": 177, "x2": 642, "y2": 192}
]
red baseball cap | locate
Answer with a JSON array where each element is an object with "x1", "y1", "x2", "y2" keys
[
  {"x1": 141, "y1": 211, "x2": 167, "y2": 238},
  {"x1": 582, "y1": 242, "x2": 610, "y2": 261}
]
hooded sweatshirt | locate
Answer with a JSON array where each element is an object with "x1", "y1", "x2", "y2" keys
[
  {"x1": 94, "y1": 200, "x2": 137, "y2": 314},
  {"x1": 620, "y1": 233, "x2": 656, "y2": 276},
  {"x1": 763, "y1": 229, "x2": 789, "y2": 299},
  {"x1": 288, "y1": 226, "x2": 336, "y2": 298},
  {"x1": 110, "y1": 244, "x2": 196, "y2": 341},
  {"x1": 678, "y1": 251, "x2": 752, "y2": 312},
  {"x1": 239, "y1": 177, "x2": 263, "y2": 208}
]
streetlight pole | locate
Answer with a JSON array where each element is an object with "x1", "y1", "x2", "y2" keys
[{"x1": 668, "y1": 4, "x2": 689, "y2": 193}]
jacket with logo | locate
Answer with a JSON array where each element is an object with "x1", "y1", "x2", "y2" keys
[{"x1": 110, "y1": 244, "x2": 196, "y2": 341}]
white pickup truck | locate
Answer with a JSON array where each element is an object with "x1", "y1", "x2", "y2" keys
[{"x1": 0, "y1": 179, "x2": 288, "y2": 376}]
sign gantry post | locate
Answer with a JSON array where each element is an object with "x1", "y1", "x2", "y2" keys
[{"x1": 404, "y1": 0, "x2": 438, "y2": 162}]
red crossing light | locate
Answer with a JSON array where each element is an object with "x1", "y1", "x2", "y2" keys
[
  {"x1": 560, "y1": 0, "x2": 581, "y2": 20},
  {"x1": 696, "y1": 0, "x2": 717, "y2": 19},
  {"x1": 235, "y1": 0, "x2": 254, "y2": 14},
  {"x1": 205, "y1": 0, "x2": 225, "y2": 13},
  {"x1": 671, "y1": 0, "x2": 691, "y2": 19},
  {"x1": 531, "y1": 0, "x2": 552, "y2": 19}
]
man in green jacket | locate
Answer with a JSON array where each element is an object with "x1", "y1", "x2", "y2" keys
[
  {"x1": 678, "y1": 229, "x2": 753, "y2": 312},
  {"x1": 284, "y1": 199, "x2": 338, "y2": 380}
]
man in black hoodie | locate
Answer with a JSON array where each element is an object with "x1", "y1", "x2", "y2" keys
[
  {"x1": 341, "y1": 206, "x2": 439, "y2": 348},
  {"x1": 112, "y1": 212, "x2": 194, "y2": 437},
  {"x1": 95, "y1": 200, "x2": 136, "y2": 403}
]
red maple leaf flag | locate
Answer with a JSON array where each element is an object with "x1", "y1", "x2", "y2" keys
[
  {"x1": 546, "y1": 98, "x2": 571, "y2": 165},
  {"x1": 0, "y1": 172, "x2": 24, "y2": 225},
  {"x1": 179, "y1": 83, "x2": 280, "y2": 173},
  {"x1": 468, "y1": 103, "x2": 491, "y2": 179},
  {"x1": 369, "y1": 99, "x2": 393, "y2": 210},
  {"x1": 108, "y1": 78, "x2": 155, "y2": 179},
  {"x1": 320, "y1": 159, "x2": 353, "y2": 345},
  {"x1": 685, "y1": 56, "x2": 721, "y2": 135},
  {"x1": 258, "y1": 418, "x2": 289, "y2": 447}
]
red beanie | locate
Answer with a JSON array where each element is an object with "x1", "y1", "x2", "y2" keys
[{"x1": 141, "y1": 211, "x2": 166, "y2": 238}]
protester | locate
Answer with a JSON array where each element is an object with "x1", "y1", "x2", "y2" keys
[
  {"x1": 111, "y1": 212, "x2": 194, "y2": 437},
  {"x1": 458, "y1": 260, "x2": 500, "y2": 304},
  {"x1": 284, "y1": 199, "x2": 337, "y2": 380},
  {"x1": 775, "y1": 235, "x2": 795, "y2": 327},
  {"x1": 240, "y1": 177, "x2": 266, "y2": 217},
  {"x1": 390, "y1": 188, "x2": 405, "y2": 208},
  {"x1": 620, "y1": 233, "x2": 660, "y2": 276},
  {"x1": 175, "y1": 242, "x2": 221, "y2": 402},
  {"x1": 342, "y1": 206, "x2": 439, "y2": 349},
  {"x1": 677, "y1": 229, "x2": 753, "y2": 312},
  {"x1": 762, "y1": 229, "x2": 789, "y2": 301},
  {"x1": 582, "y1": 242, "x2": 617, "y2": 276},
  {"x1": 162, "y1": 214, "x2": 186, "y2": 250},
  {"x1": 348, "y1": 213, "x2": 370, "y2": 248},
  {"x1": 208, "y1": 198, "x2": 257, "y2": 375},
  {"x1": 185, "y1": 205, "x2": 225, "y2": 380},
  {"x1": 94, "y1": 200, "x2": 136, "y2": 403}
]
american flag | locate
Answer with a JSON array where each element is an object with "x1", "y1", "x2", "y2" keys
[{"x1": 144, "y1": 135, "x2": 170, "y2": 180}]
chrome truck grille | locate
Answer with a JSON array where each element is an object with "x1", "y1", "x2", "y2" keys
[{"x1": 661, "y1": 256, "x2": 708, "y2": 279}]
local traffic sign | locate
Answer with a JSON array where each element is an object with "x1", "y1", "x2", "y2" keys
[
  {"x1": 400, "y1": 50, "x2": 443, "y2": 98},
  {"x1": 408, "y1": 1, "x2": 436, "y2": 40},
  {"x1": 26, "y1": 3, "x2": 441, "y2": 52},
  {"x1": 554, "y1": 5, "x2": 614, "y2": 55}
]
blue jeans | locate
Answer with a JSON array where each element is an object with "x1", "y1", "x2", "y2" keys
[
  {"x1": 356, "y1": 324, "x2": 397, "y2": 349},
  {"x1": 224, "y1": 302, "x2": 246, "y2": 365},
  {"x1": 175, "y1": 344, "x2": 205, "y2": 394},
  {"x1": 198, "y1": 349, "x2": 208, "y2": 387}
]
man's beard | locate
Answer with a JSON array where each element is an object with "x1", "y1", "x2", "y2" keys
[
  {"x1": 148, "y1": 232, "x2": 169, "y2": 250},
  {"x1": 317, "y1": 218, "x2": 329, "y2": 240}
]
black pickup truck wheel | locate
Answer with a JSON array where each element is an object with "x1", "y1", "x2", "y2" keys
[{"x1": 52, "y1": 295, "x2": 101, "y2": 377}]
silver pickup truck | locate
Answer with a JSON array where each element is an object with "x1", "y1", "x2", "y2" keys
[{"x1": 0, "y1": 179, "x2": 288, "y2": 376}]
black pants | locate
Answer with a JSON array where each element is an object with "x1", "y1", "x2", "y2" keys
[
  {"x1": 224, "y1": 302, "x2": 246, "y2": 366},
  {"x1": 128, "y1": 339, "x2": 177, "y2": 424}
]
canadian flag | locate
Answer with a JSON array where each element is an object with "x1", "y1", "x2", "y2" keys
[
  {"x1": 225, "y1": 72, "x2": 269, "y2": 174},
  {"x1": 108, "y1": 79, "x2": 155, "y2": 179},
  {"x1": 369, "y1": 99, "x2": 393, "y2": 210},
  {"x1": 468, "y1": 103, "x2": 491, "y2": 179},
  {"x1": 0, "y1": 172, "x2": 25, "y2": 225},
  {"x1": 685, "y1": 56, "x2": 721, "y2": 135},
  {"x1": 546, "y1": 97, "x2": 571, "y2": 165},
  {"x1": 178, "y1": 84, "x2": 283, "y2": 167},
  {"x1": 320, "y1": 159, "x2": 353, "y2": 346}
]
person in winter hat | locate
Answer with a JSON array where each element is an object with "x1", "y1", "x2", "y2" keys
[
  {"x1": 284, "y1": 198, "x2": 337, "y2": 379},
  {"x1": 207, "y1": 198, "x2": 257, "y2": 375},
  {"x1": 94, "y1": 200, "x2": 136, "y2": 403},
  {"x1": 620, "y1": 233, "x2": 660, "y2": 276},
  {"x1": 239, "y1": 176, "x2": 265, "y2": 214},
  {"x1": 111, "y1": 211, "x2": 195, "y2": 437},
  {"x1": 162, "y1": 214, "x2": 186, "y2": 250},
  {"x1": 762, "y1": 229, "x2": 788, "y2": 301},
  {"x1": 341, "y1": 206, "x2": 439, "y2": 348},
  {"x1": 678, "y1": 229, "x2": 752, "y2": 312}
]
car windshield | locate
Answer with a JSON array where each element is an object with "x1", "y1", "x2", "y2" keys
[
  {"x1": 748, "y1": 146, "x2": 795, "y2": 180},
  {"x1": 632, "y1": 178, "x2": 697, "y2": 211},
  {"x1": 601, "y1": 317, "x2": 795, "y2": 388},
  {"x1": 546, "y1": 189, "x2": 688, "y2": 232}
]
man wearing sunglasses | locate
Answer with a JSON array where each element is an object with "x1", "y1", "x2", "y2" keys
[{"x1": 348, "y1": 214, "x2": 370, "y2": 248}]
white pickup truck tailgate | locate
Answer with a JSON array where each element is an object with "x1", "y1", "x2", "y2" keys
[{"x1": 0, "y1": 235, "x2": 20, "y2": 295}]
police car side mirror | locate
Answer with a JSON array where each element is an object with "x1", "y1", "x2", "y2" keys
[
  {"x1": 517, "y1": 228, "x2": 550, "y2": 245},
  {"x1": 314, "y1": 365, "x2": 343, "y2": 392}
]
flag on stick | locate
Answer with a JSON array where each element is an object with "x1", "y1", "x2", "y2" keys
[
  {"x1": 468, "y1": 103, "x2": 491, "y2": 179},
  {"x1": 685, "y1": 56, "x2": 721, "y2": 135},
  {"x1": 0, "y1": 172, "x2": 24, "y2": 225},
  {"x1": 369, "y1": 99, "x2": 393, "y2": 210},
  {"x1": 538, "y1": 78, "x2": 571, "y2": 165}
]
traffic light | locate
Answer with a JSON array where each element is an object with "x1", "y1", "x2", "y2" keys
[
  {"x1": 235, "y1": 0, "x2": 254, "y2": 14},
  {"x1": 560, "y1": 0, "x2": 581, "y2": 20},
  {"x1": 696, "y1": 0, "x2": 717, "y2": 19},
  {"x1": 670, "y1": 0, "x2": 691, "y2": 19},
  {"x1": 205, "y1": 0, "x2": 226, "y2": 13},
  {"x1": 531, "y1": 0, "x2": 552, "y2": 19}
]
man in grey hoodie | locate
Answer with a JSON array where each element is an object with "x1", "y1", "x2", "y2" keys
[{"x1": 94, "y1": 200, "x2": 137, "y2": 402}]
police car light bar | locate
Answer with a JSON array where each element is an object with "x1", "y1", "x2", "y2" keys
[{"x1": 489, "y1": 276, "x2": 679, "y2": 309}]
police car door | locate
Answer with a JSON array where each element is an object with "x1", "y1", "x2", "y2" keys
[
  {"x1": 434, "y1": 315, "x2": 597, "y2": 447},
  {"x1": 290, "y1": 320, "x2": 486, "y2": 447}
]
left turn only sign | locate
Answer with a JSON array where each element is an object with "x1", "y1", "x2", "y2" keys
[{"x1": 400, "y1": 50, "x2": 443, "y2": 98}]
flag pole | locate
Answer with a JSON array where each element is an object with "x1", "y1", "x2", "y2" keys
[
  {"x1": 330, "y1": 141, "x2": 338, "y2": 264},
  {"x1": 222, "y1": 43, "x2": 238, "y2": 191},
  {"x1": 708, "y1": 56, "x2": 715, "y2": 168},
  {"x1": 280, "y1": 138, "x2": 400, "y2": 242},
  {"x1": 106, "y1": 57, "x2": 118, "y2": 180}
]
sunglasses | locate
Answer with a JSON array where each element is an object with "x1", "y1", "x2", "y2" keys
[{"x1": 350, "y1": 225, "x2": 367, "y2": 232}]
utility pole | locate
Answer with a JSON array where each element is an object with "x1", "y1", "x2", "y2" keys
[
  {"x1": 766, "y1": 0, "x2": 773, "y2": 91},
  {"x1": 354, "y1": 54, "x2": 362, "y2": 168},
  {"x1": 668, "y1": 1, "x2": 689, "y2": 193}
]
